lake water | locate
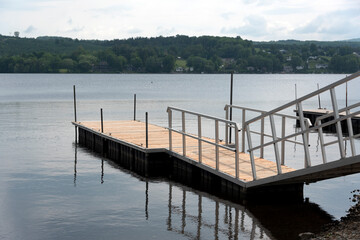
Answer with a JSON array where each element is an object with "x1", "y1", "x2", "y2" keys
[{"x1": 0, "y1": 73, "x2": 359, "y2": 240}]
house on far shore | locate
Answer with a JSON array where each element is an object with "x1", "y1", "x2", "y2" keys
[
  {"x1": 315, "y1": 63, "x2": 328, "y2": 69},
  {"x1": 283, "y1": 65, "x2": 293, "y2": 73},
  {"x1": 175, "y1": 67, "x2": 184, "y2": 72}
]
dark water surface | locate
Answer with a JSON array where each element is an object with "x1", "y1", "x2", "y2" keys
[{"x1": 1, "y1": 74, "x2": 359, "y2": 240}]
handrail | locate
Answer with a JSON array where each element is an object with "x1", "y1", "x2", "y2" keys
[
  {"x1": 167, "y1": 106, "x2": 241, "y2": 179},
  {"x1": 224, "y1": 104, "x2": 311, "y2": 161},
  {"x1": 313, "y1": 102, "x2": 360, "y2": 122},
  {"x1": 243, "y1": 71, "x2": 360, "y2": 180},
  {"x1": 245, "y1": 71, "x2": 360, "y2": 125}
]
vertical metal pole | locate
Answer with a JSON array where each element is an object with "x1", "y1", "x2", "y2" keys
[
  {"x1": 297, "y1": 102, "x2": 311, "y2": 167},
  {"x1": 182, "y1": 111, "x2": 186, "y2": 156},
  {"x1": 241, "y1": 109, "x2": 246, "y2": 152},
  {"x1": 73, "y1": 85, "x2": 77, "y2": 122},
  {"x1": 100, "y1": 108, "x2": 104, "y2": 133},
  {"x1": 317, "y1": 83, "x2": 322, "y2": 109},
  {"x1": 235, "y1": 124, "x2": 239, "y2": 179},
  {"x1": 198, "y1": 116, "x2": 202, "y2": 163},
  {"x1": 346, "y1": 109, "x2": 356, "y2": 156},
  {"x1": 246, "y1": 126, "x2": 257, "y2": 180},
  {"x1": 295, "y1": 84, "x2": 298, "y2": 111},
  {"x1": 260, "y1": 118, "x2": 264, "y2": 158},
  {"x1": 346, "y1": 81, "x2": 348, "y2": 108},
  {"x1": 281, "y1": 116, "x2": 286, "y2": 165},
  {"x1": 215, "y1": 120, "x2": 219, "y2": 171},
  {"x1": 229, "y1": 72, "x2": 233, "y2": 143},
  {"x1": 317, "y1": 119, "x2": 327, "y2": 163},
  {"x1": 168, "y1": 110, "x2": 172, "y2": 151},
  {"x1": 146, "y1": 112, "x2": 148, "y2": 148},
  {"x1": 134, "y1": 94, "x2": 137, "y2": 121},
  {"x1": 269, "y1": 115, "x2": 282, "y2": 174},
  {"x1": 225, "y1": 105, "x2": 229, "y2": 145},
  {"x1": 73, "y1": 85, "x2": 77, "y2": 143},
  {"x1": 330, "y1": 88, "x2": 345, "y2": 158}
]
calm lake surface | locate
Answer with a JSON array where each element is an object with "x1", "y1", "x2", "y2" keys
[{"x1": 0, "y1": 73, "x2": 359, "y2": 240}]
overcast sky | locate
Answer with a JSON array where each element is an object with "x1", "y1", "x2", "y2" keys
[{"x1": 1, "y1": 0, "x2": 359, "y2": 41}]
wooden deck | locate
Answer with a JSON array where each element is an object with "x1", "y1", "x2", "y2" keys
[{"x1": 75, "y1": 120, "x2": 295, "y2": 182}]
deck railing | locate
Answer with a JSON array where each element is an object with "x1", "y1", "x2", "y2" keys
[
  {"x1": 315, "y1": 102, "x2": 360, "y2": 163},
  {"x1": 224, "y1": 104, "x2": 309, "y2": 158},
  {"x1": 244, "y1": 71, "x2": 360, "y2": 180},
  {"x1": 167, "y1": 106, "x2": 241, "y2": 179}
]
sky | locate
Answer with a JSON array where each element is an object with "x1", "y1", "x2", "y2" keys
[{"x1": 0, "y1": 0, "x2": 359, "y2": 41}]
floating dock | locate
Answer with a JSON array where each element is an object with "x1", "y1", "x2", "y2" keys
[
  {"x1": 295, "y1": 108, "x2": 360, "y2": 135},
  {"x1": 73, "y1": 119, "x2": 302, "y2": 201},
  {"x1": 72, "y1": 71, "x2": 360, "y2": 202}
]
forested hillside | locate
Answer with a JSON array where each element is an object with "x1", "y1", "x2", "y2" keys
[{"x1": 0, "y1": 34, "x2": 359, "y2": 73}]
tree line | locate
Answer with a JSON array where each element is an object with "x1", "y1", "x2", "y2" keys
[{"x1": 0, "y1": 34, "x2": 359, "y2": 73}]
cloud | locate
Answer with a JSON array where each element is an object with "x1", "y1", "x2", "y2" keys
[
  {"x1": 156, "y1": 27, "x2": 176, "y2": 36},
  {"x1": 221, "y1": 15, "x2": 268, "y2": 37},
  {"x1": 65, "y1": 26, "x2": 85, "y2": 33},
  {"x1": 127, "y1": 27, "x2": 142, "y2": 34},
  {"x1": 221, "y1": 12, "x2": 235, "y2": 20},
  {"x1": 293, "y1": 8, "x2": 360, "y2": 40},
  {"x1": 67, "y1": 18, "x2": 72, "y2": 25},
  {"x1": 24, "y1": 25, "x2": 36, "y2": 33}
]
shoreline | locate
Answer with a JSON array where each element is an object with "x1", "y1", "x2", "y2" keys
[{"x1": 300, "y1": 190, "x2": 360, "y2": 240}]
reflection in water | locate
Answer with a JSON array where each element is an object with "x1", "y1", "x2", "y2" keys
[
  {"x1": 74, "y1": 147, "x2": 334, "y2": 240},
  {"x1": 101, "y1": 159, "x2": 104, "y2": 184},
  {"x1": 145, "y1": 181, "x2": 149, "y2": 220},
  {"x1": 74, "y1": 143, "x2": 77, "y2": 187},
  {"x1": 166, "y1": 183, "x2": 273, "y2": 240}
]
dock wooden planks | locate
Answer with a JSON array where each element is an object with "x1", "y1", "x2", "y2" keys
[{"x1": 75, "y1": 120, "x2": 295, "y2": 182}]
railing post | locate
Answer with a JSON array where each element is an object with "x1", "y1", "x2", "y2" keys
[
  {"x1": 297, "y1": 102, "x2": 311, "y2": 168},
  {"x1": 198, "y1": 115, "x2": 202, "y2": 163},
  {"x1": 281, "y1": 116, "x2": 286, "y2": 165},
  {"x1": 260, "y1": 118, "x2": 264, "y2": 158},
  {"x1": 229, "y1": 72, "x2": 234, "y2": 143},
  {"x1": 146, "y1": 112, "x2": 148, "y2": 148},
  {"x1": 215, "y1": 120, "x2": 219, "y2": 170},
  {"x1": 330, "y1": 88, "x2": 345, "y2": 158},
  {"x1": 235, "y1": 124, "x2": 239, "y2": 179},
  {"x1": 346, "y1": 109, "x2": 356, "y2": 156},
  {"x1": 73, "y1": 85, "x2": 77, "y2": 143},
  {"x1": 182, "y1": 111, "x2": 186, "y2": 156},
  {"x1": 100, "y1": 108, "x2": 104, "y2": 133},
  {"x1": 316, "y1": 119, "x2": 327, "y2": 163},
  {"x1": 246, "y1": 125, "x2": 257, "y2": 180},
  {"x1": 225, "y1": 105, "x2": 229, "y2": 145},
  {"x1": 168, "y1": 109, "x2": 173, "y2": 151},
  {"x1": 133, "y1": 94, "x2": 137, "y2": 121},
  {"x1": 269, "y1": 115, "x2": 282, "y2": 174},
  {"x1": 241, "y1": 109, "x2": 246, "y2": 152}
]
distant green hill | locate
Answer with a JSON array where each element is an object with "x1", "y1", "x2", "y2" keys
[
  {"x1": 0, "y1": 34, "x2": 359, "y2": 74},
  {"x1": 0, "y1": 35, "x2": 109, "y2": 56}
]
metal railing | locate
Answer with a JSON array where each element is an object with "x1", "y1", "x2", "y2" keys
[
  {"x1": 167, "y1": 106, "x2": 241, "y2": 179},
  {"x1": 224, "y1": 104, "x2": 310, "y2": 155},
  {"x1": 244, "y1": 71, "x2": 360, "y2": 180},
  {"x1": 315, "y1": 102, "x2": 360, "y2": 163}
]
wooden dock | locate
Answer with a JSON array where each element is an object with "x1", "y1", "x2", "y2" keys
[
  {"x1": 74, "y1": 120, "x2": 294, "y2": 182},
  {"x1": 72, "y1": 72, "x2": 360, "y2": 202}
]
